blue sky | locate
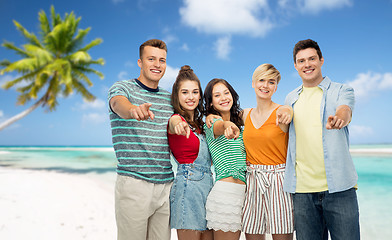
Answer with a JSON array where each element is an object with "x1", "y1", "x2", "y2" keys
[{"x1": 0, "y1": 0, "x2": 391, "y2": 146}]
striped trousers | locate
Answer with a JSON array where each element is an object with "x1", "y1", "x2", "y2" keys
[{"x1": 241, "y1": 164, "x2": 294, "y2": 234}]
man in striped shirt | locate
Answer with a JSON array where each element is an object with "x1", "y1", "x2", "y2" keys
[{"x1": 108, "y1": 39, "x2": 174, "y2": 240}]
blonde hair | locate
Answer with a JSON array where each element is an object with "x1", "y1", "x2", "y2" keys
[{"x1": 252, "y1": 63, "x2": 281, "y2": 84}]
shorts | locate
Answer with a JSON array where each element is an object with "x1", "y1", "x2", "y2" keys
[
  {"x1": 241, "y1": 164, "x2": 294, "y2": 234},
  {"x1": 115, "y1": 175, "x2": 172, "y2": 240},
  {"x1": 170, "y1": 164, "x2": 213, "y2": 231},
  {"x1": 206, "y1": 180, "x2": 246, "y2": 232}
]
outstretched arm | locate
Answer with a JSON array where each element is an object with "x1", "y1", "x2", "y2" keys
[
  {"x1": 326, "y1": 105, "x2": 352, "y2": 130},
  {"x1": 213, "y1": 120, "x2": 240, "y2": 140},
  {"x1": 110, "y1": 95, "x2": 155, "y2": 121},
  {"x1": 168, "y1": 115, "x2": 191, "y2": 138}
]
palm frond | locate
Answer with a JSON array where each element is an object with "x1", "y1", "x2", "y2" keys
[
  {"x1": 67, "y1": 28, "x2": 90, "y2": 53},
  {"x1": 78, "y1": 38, "x2": 103, "y2": 52},
  {"x1": 2, "y1": 41, "x2": 31, "y2": 58},
  {"x1": 67, "y1": 51, "x2": 91, "y2": 64},
  {"x1": 29, "y1": 72, "x2": 50, "y2": 98},
  {"x1": 23, "y1": 44, "x2": 53, "y2": 65},
  {"x1": 50, "y1": 5, "x2": 62, "y2": 27},
  {"x1": 1, "y1": 58, "x2": 37, "y2": 74},
  {"x1": 17, "y1": 92, "x2": 33, "y2": 105},
  {"x1": 13, "y1": 20, "x2": 42, "y2": 47},
  {"x1": 73, "y1": 65, "x2": 104, "y2": 79},
  {"x1": 38, "y1": 9, "x2": 51, "y2": 37},
  {"x1": 1, "y1": 69, "x2": 41, "y2": 89},
  {"x1": 71, "y1": 80, "x2": 95, "y2": 101},
  {"x1": 71, "y1": 69, "x2": 92, "y2": 86},
  {"x1": 0, "y1": 59, "x2": 11, "y2": 67}
]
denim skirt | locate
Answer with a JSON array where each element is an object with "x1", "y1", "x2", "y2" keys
[{"x1": 170, "y1": 163, "x2": 213, "y2": 230}]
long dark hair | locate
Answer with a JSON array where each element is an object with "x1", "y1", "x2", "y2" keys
[
  {"x1": 203, "y1": 78, "x2": 243, "y2": 128},
  {"x1": 171, "y1": 65, "x2": 204, "y2": 132}
]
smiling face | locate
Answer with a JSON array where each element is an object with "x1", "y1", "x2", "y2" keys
[
  {"x1": 252, "y1": 77, "x2": 277, "y2": 99},
  {"x1": 211, "y1": 82, "x2": 233, "y2": 117},
  {"x1": 294, "y1": 48, "x2": 324, "y2": 87},
  {"x1": 178, "y1": 80, "x2": 201, "y2": 117},
  {"x1": 137, "y1": 46, "x2": 167, "y2": 88}
]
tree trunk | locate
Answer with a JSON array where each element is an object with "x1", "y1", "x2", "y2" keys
[{"x1": 0, "y1": 97, "x2": 46, "y2": 131}]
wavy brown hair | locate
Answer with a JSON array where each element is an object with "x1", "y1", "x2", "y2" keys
[
  {"x1": 203, "y1": 78, "x2": 243, "y2": 128},
  {"x1": 171, "y1": 65, "x2": 204, "y2": 133}
]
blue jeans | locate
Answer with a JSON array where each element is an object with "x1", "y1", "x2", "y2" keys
[{"x1": 293, "y1": 188, "x2": 360, "y2": 240}]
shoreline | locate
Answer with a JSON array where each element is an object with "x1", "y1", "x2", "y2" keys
[
  {"x1": 0, "y1": 166, "x2": 251, "y2": 240},
  {"x1": 1, "y1": 146, "x2": 390, "y2": 239}
]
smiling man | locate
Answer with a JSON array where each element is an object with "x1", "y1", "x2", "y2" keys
[
  {"x1": 283, "y1": 39, "x2": 360, "y2": 240},
  {"x1": 108, "y1": 39, "x2": 174, "y2": 240}
]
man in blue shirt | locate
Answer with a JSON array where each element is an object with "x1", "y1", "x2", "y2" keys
[{"x1": 283, "y1": 39, "x2": 360, "y2": 240}]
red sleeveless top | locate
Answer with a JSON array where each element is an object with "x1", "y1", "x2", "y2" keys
[{"x1": 168, "y1": 114, "x2": 200, "y2": 164}]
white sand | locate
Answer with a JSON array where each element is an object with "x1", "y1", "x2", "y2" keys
[
  {"x1": 0, "y1": 167, "x2": 116, "y2": 239},
  {"x1": 0, "y1": 166, "x2": 271, "y2": 240},
  {"x1": 0, "y1": 167, "x2": 186, "y2": 240}
]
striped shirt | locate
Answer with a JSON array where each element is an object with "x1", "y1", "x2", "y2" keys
[
  {"x1": 204, "y1": 119, "x2": 247, "y2": 183},
  {"x1": 108, "y1": 79, "x2": 174, "y2": 183}
]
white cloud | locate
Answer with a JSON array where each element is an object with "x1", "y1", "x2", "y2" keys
[
  {"x1": 79, "y1": 98, "x2": 106, "y2": 110},
  {"x1": 118, "y1": 71, "x2": 129, "y2": 80},
  {"x1": 179, "y1": 0, "x2": 273, "y2": 37},
  {"x1": 178, "y1": 0, "x2": 353, "y2": 59},
  {"x1": 214, "y1": 36, "x2": 232, "y2": 60},
  {"x1": 0, "y1": 74, "x2": 28, "y2": 89},
  {"x1": 379, "y1": 72, "x2": 392, "y2": 89},
  {"x1": 346, "y1": 71, "x2": 392, "y2": 100},
  {"x1": 349, "y1": 124, "x2": 374, "y2": 137},
  {"x1": 124, "y1": 61, "x2": 134, "y2": 68},
  {"x1": 180, "y1": 43, "x2": 190, "y2": 52},
  {"x1": 159, "y1": 65, "x2": 180, "y2": 91},
  {"x1": 0, "y1": 110, "x2": 3, "y2": 118},
  {"x1": 163, "y1": 34, "x2": 178, "y2": 45},
  {"x1": 278, "y1": 0, "x2": 290, "y2": 8},
  {"x1": 82, "y1": 112, "x2": 107, "y2": 125},
  {"x1": 299, "y1": 0, "x2": 353, "y2": 14}
]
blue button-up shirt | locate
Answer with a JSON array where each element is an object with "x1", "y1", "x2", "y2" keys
[{"x1": 283, "y1": 76, "x2": 358, "y2": 193}]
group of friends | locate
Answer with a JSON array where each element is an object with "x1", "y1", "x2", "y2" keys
[{"x1": 108, "y1": 38, "x2": 360, "y2": 240}]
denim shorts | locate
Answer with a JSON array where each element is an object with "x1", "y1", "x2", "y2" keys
[{"x1": 170, "y1": 164, "x2": 213, "y2": 230}]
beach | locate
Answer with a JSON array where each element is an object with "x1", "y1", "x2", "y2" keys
[
  {"x1": 0, "y1": 166, "x2": 116, "y2": 240},
  {"x1": 0, "y1": 146, "x2": 391, "y2": 239}
]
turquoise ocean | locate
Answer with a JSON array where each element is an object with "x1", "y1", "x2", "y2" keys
[{"x1": 0, "y1": 144, "x2": 391, "y2": 239}]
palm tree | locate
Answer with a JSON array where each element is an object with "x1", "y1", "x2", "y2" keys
[{"x1": 0, "y1": 6, "x2": 104, "y2": 131}]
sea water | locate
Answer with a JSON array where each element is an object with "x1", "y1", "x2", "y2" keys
[{"x1": 0, "y1": 145, "x2": 391, "y2": 239}]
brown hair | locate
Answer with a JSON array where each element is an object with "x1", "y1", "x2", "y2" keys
[
  {"x1": 293, "y1": 39, "x2": 323, "y2": 63},
  {"x1": 139, "y1": 39, "x2": 167, "y2": 58},
  {"x1": 203, "y1": 78, "x2": 243, "y2": 128},
  {"x1": 171, "y1": 65, "x2": 204, "y2": 132}
]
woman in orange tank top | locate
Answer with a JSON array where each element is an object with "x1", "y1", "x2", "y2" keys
[{"x1": 241, "y1": 64, "x2": 294, "y2": 240}]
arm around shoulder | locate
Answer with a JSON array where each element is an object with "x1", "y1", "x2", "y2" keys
[{"x1": 276, "y1": 105, "x2": 293, "y2": 133}]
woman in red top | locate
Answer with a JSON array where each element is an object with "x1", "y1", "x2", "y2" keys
[{"x1": 168, "y1": 65, "x2": 213, "y2": 240}]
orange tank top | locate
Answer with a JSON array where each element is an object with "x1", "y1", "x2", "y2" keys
[{"x1": 243, "y1": 107, "x2": 288, "y2": 165}]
